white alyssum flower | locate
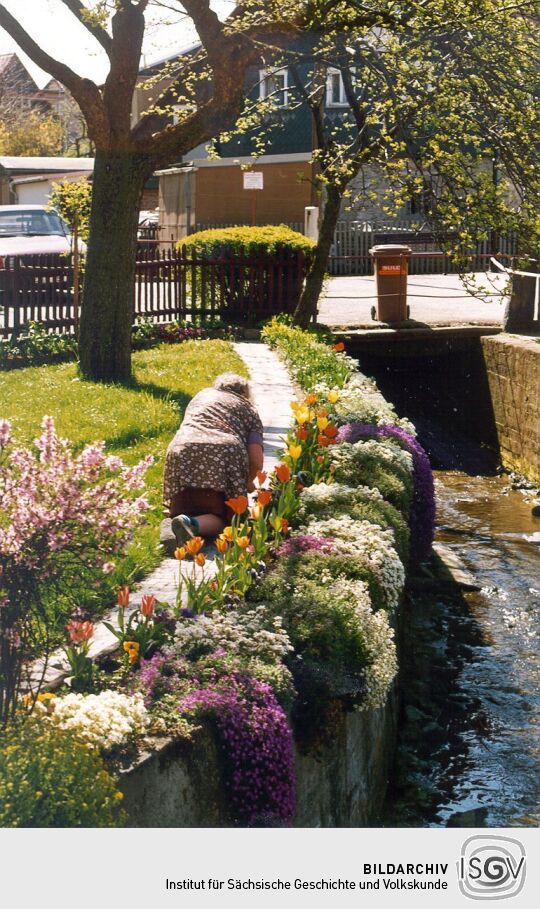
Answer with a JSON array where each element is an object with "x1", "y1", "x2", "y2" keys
[
  {"x1": 172, "y1": 606, "x2": 293, "y2": 664},
  {"x1": 356, "y1": 605, "x2": 398, "y2": 710},
  {"x1": 297, "y1": 481, "x2": 384, "y2": 520},
  {"x1": 334, "y1": 375, "x2": 416, "y2": 434},
  {"x1": 301, "y1": 515, "x2": 406, "y2": 611},
  {"x1": 45, "y1": 691, "x2": 148, "y2": 751},
  {"x1": 329, "y1": 577, "x2": 397, "y2": 710},
  {"x1": 331, "y1": 438, "x2": 413, "y2": 484}
]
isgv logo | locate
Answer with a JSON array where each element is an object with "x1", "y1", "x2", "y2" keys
[{"x1": 458, "y1": 835, "x2": 526, "y2": 901}]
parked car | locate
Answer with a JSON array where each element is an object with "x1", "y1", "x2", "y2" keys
[{"x1": 0, "y1": 205, "x2": 85, "y2": 266}]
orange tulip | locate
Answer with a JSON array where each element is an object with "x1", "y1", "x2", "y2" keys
[
  {"x1": 318, "y1": 434, "x2": 330, "y2": 447},
  {"x1": 316, "y1": 407, "x2": 328, "y2": 418},
  {"x1": 237, "y1": 536, "x2": 250, "y2": 549},
  {"x1": 195, "y1": 553, "x2": 206, "y2": 566},
  {"x1": 175, "y1": 546, "x2": 187, "y2": 560},
  {"x1": 304, "y1": 393, "x2": 317, "y2": 406},
  {"x1": 334, "y1": 341, "x2": 345, "y2": 352},
  {"x1": 316, "y1": 455, "x2": 325, "y2": 464},
  {"x1": 324, "y1": 424, "x2": 338, "y2": 439},
  {"x1": 225, "y1": 495, "x2": 248, "y2": 515},
  {"x1": 117, "y1": 586, "x2": 130, "y2": 608},
  {"x1": 216, "y1": 537, "x2": 228, "y2": 554},
  {"x1": 275, "y1": 463, "x2": 291, "y2": 483},
  {"x1": 296, "y1": 427, "x2": 308, "y2": 441},
  {"x1": 140, "y1": 594, "x2": 156, "y2": 618},
  {"x1": 66, "y1": 620, "x2": 94, "y2": 644},
  {"x1": 281, "y1": 518, "x2": 289, "y2": 534},
  {"x1": 256, "y1": 470, "x2": 267, "y2": 485},
  {"x1": 257, "y1": 489, "x2": 272, "y2": 507},
  {"x1": 186, "y1": 536, "x2": 204, "y2": 556}
]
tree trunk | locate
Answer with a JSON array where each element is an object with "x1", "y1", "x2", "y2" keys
[
  {"x1": 293, "y1": 184, "x2": 342, "y2": 329},
  {"x1": 79, "y1": 149, "x2": 148, "y2": 382}
]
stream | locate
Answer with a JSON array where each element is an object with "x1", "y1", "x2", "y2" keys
[{"x1": 384, "y1": 447, "x2": 540, "y2": 827}]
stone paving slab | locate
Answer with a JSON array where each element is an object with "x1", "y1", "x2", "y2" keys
[{"x1": 32, "y1": 343, "x2": 294, "y2": 690}]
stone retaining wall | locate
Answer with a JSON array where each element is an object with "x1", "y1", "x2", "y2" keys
[
  {"x1": 481, "y1": 335, "x2": 540, "y2": 484},
  {"x1": 119, "y1": 688, "x2": 398, "y2": 827}
]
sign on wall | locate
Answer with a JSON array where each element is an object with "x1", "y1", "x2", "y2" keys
[{"x1": 243, "y1": 171, "x2": 264, "y2": 190}]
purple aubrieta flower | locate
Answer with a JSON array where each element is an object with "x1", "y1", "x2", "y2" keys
[
  {"x1": 179, "y1": 672, "x2": 295, "y2": 827},
  {"x1": 336, "y1": 422, "x2": 435, "y2": 563},
  {"x1": 276, "y1": 534, "x2": 337, "y2": 557},
  {"x1": 134, "y1": 656, "x2": 296, "y2": 827}
]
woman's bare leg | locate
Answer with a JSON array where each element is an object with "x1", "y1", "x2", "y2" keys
[{"x1": 195, "y1": 513, "x2": 226, "y2": 537}]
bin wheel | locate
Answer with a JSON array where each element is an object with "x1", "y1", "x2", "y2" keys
[{"x1": 371, "y1": 305, "x2": 376, "y2": 321}]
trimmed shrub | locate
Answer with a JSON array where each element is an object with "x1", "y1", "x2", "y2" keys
[
  {"x1": 0, "y1": 720, "x2": 125, "y2": 827},
  {"x1": 179, "y1": 227, "x2": 315, "y2": 324},
  {"x1": 181, "y1": 225, "x2": 315, "y2": 257}
]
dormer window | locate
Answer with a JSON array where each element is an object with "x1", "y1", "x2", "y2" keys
[
  {"x1": 326, "y1": 68, "x2": 348, "y2": 107},
  {"x1": 259, "y1": 68, "x2": 289, "y2": 108}
]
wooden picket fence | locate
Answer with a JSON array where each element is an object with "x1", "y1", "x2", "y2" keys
[
  {"x1": 0, "y1": 247, "x2": 310, "y2": 341},
  {"x1": 330, "y1": 220, "x2": 519, "y2": 275}
]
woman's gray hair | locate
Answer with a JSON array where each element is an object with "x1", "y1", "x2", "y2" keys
[{"x1": 213, "y1": 372, "x2": 252, "y2": 399}]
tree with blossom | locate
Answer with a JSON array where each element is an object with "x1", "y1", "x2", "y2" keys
[{"x1": 0, "y1": 416, "x2": 152, "y2": 725}]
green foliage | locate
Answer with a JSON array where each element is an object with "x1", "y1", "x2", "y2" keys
[
  {"x1": 250, "y1": 549, "x2": 387, "y2": 614},
  {"x1": 0, "y1": 323, "x2": 78, "y2": 370},
  {"x1": 249, "y1": 575, "x2": 371, "y2": 673},
  {"x1": 0, "y1": 719, "x2": 124, "y2": 827},
  {"x1": 49, "y1": 178, "x2": 92, "y2": 242},
  {"x1": 262, "y1": 317, "x2": 352, "y2": 389},
  {"x1": 0, "y1": 111, "x2": 64, "y2": 157},
  {"x1": 180, "y1": 224, "x2": 315, "y2": 257}
]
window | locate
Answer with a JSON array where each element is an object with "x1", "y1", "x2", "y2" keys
[
  {"x1": 326, "y1": 68, "x2": 348, "y2": 107},
  {"x1": 259, "y1": 68, "x2": 289, "y2": 108}
]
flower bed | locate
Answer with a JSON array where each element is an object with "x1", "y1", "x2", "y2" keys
[{"x1": 0, "y1": 324, "x2": 435, "y2": 827}]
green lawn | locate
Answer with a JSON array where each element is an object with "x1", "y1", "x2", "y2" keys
[{"x1": 0, "y1": 340, "x2": 247, "y2": 614}]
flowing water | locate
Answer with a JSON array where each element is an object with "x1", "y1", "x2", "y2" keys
[{"x1": 385, "y1": 465, "x2": 540, "y2": 828}]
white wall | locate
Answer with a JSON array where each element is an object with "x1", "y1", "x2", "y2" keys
[{"x1": 14, "y1": 180, "x2": 53, "y2": 206}]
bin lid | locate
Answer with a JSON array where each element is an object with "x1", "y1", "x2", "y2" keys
[{"x1": 369, "y1": 244, "x2": 412, "y2": 255}]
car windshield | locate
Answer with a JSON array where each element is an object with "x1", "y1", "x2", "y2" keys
[{"x1": 0, "y1": 210, "x2": 67, "y2": 237}]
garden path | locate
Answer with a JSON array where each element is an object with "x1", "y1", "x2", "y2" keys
[{"x1": 30, "y1": 343, "x2": 295, "y2": 689}]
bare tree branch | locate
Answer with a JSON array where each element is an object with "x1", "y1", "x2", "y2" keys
[{"x1": 0, "y1": 2, "x2": 109, "y2": 143}]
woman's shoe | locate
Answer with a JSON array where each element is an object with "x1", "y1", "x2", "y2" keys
[{"x1": 171, "y1": 514, "x2": 196, "y2": 546}]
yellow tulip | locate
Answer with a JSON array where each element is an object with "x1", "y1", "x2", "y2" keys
[
  {"x1": 222, "y1": 526, "x2": 234, "y2": 540},
  {"x1": 295, "y1": 408, "x2": 310, "y2": 425},
  {"x1": 317, "y1": 416, "x2": 329, "y2": 431},
  {"x1": 288, "y1": 444, "x2": 302, "y2": 461},
  {"x1": 328, "y1": 390, "x2": 340, "y2": 403}
]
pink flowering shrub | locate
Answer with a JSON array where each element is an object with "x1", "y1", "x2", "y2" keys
[{"x1": 0, "y1": 416, "x2": 152, "y2": 725}]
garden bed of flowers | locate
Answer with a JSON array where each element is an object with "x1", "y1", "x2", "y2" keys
[
  {"x1": 0, "y1": 319, "x2": 435, "y2": 828},
  {"x1": 0, "y1": 321, "x2": 245, "y2": 372}
]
